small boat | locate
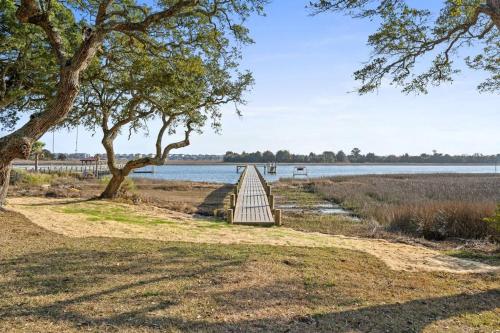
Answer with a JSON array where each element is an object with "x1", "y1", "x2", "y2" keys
[{"x1": 133, "y1": 166, "x2": 155, "y2": 174}]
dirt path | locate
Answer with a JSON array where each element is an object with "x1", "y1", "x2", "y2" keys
[{"x1": 7, "y1": 197, "x2": 499, "y2": 274}]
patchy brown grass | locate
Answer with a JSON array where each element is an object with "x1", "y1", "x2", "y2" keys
[
  {"x1": 1, "y1": 209, "x2": 499, "y2": 332},
  {"x1": 130, "y1": 178, "x2": 232, "y2": 216},
  {"x1": 10, "y1": 197, "x2": 499, "y2": 273},
  {"x1": 9, "y1": 172, "x2": 231, "y2": 216},
  {"x1": 301, "y1": 174, "x2": 500, "y2": 241}
]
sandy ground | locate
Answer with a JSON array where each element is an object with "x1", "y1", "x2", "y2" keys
[{"x1": 7, "y1": 196, "x2": 499, "y2": 274}]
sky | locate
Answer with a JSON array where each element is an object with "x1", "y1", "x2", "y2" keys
[{"x1": 13, "y1": 0, "x2": 500, "y2": 155}]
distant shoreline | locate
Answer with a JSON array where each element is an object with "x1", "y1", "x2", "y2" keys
[{"x1": 12, "y1": 159, "x2": 498, "y2": 167}]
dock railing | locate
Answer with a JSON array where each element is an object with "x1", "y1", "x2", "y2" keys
[
  {"x1": 227, "y1": 165, "x2": 248, "y2": 224},
  {"x1": 254, "y1": 165, "x2": 282, "y2": 226},
  {"x1": 17, "y1": 163, "x2": 126, "y2": 178},
  {"x1": 227, "y1": 164, "x2": 282, "y2": 226}
]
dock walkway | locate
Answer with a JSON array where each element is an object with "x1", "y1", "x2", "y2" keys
[{"x1": 228, "y1": 165, "x2": 281, "y2": 226}]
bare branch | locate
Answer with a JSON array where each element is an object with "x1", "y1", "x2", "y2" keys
[
  {"x1": 96, "y1": 0, "x2": 113, "y2": 25},
  {"x1": 161, "y1": 121, "x2": 194, "y2": 160},
  {"x1": 155, "y1": 114, "x2": 175, "y2": 158}
]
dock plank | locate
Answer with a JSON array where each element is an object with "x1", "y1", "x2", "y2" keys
[{"x1": 234, "y1": 165, "x2": 274, "y2": 225}]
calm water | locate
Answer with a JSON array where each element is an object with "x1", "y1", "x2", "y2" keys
[{"x1": 131, "y1": 164, "x2": 498, "y2": 184}]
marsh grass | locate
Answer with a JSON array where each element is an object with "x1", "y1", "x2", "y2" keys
[
  {"x1": 305, "y1": 174, "x2": 500, "y2": 241},
  {"x1": 283, "y1": 212, "x2": 383, "y2": 238},
  {"x1": 273, "y1": 182, "x2": 384, "y2": 238},
  {"x1": 389, "y1": 201, "x2": 497, "y2": 240}
]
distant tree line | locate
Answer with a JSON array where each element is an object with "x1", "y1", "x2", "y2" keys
[
  {"x1": 25, "y1": 149, "x2": 67, "y2": 161},
  {"x1": 224, "y1": 149, "x2": 500, "y2": 164}
]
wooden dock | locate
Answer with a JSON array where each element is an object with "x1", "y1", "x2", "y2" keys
[
  {"x1": 227, "y1": 165, "x2": 281, "y2": 226},
  {"x1": 13, "y1": 163, "x2": 125, "y2": 178}
]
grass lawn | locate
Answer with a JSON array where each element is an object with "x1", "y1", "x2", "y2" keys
[{"x1": 1, "y1": 203, "x2": 499, "y2": 332}]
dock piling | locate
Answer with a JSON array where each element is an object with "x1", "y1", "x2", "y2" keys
[
  {"x1": 230, "y1": 194, "x2": 236, "y2": 208},
  {"x1": 274, "y1": 209, "x2": 282, "y2": 226},
  {"x1": 269, "y1": 195, "x2": 274, "y2": 210}
]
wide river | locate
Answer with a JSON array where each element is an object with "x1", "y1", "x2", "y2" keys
[{"x1": 131, "y1": 164, "x2": 498, "y2": 184}]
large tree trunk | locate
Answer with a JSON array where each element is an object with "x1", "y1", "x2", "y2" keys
[
  {"x1": 484, "y1": 0, "x2": 500, "y2": 29},
  {"x1": 99, "y1": 134, "x2": 124, "y2": 199},
  {"x1": 100, "y1": 173, "x2": 126, "y2": 199},
  {"x1": 0, "y1": 30, "x2": 103, "y2": 209},
  {"x1": 0, "y1": 163, "x2": 12, "y2": 209},
  {"x1": 97, "y1": 118, "x2": 193, "y2": 199},
  {"x1": 0, "y1": 68, "x2": 80, "y2": 208}
]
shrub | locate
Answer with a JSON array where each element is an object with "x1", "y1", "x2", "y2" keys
[
  {"x1": 10, "y1": 169, "x2": 55, "y2": 186},
  {"x1": 119, "y1": 177, "x2": 137, "y2": 193},
  {"x1": 99, "y1": 176, "x2": 111, "y2": 185},
  {"x1": 484, "y1": 206, "x2": 500, "y2": 242}
]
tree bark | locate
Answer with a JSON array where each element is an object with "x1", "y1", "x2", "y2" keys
[
  {"x1": 0, "y1": 163, "x2": 12, "y2": 209},
  {"x1": 34, "y1": 153, "x2": 39, "y2": 172},
  {"x1": 483, "y1": 0, "x2": 500, "y2": 29},
  {"x1": 0, "y1": 30, "x2": 103, "y2": 209},
  {"x1": 100, "y1": 173, "x2": 126, "y2": 199}
]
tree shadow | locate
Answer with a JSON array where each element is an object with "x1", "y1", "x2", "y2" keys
[
  {"x1": 289, "y1": 289, "x2": 500, "y2": 332},
  {"x1": 11, "y1": 197, "x2": 96, "y2": 207},
  {"x1": 197, "y1": 184, "x2": 233, "y2": 216},
  {"x1": 1, "y1": 245, "x2": 498, "y2": 332},
  {"x1": 0, "y1": 246, "x2": 244, "y2": 329}
]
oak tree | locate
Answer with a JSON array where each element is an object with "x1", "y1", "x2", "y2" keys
[
  {"x1": 310, "y1": 0, "x2": 500, "y2": 94},
  {"x1": 0, "y1": 0, "x2": 266, "y2": 207},
  {"x1": 70, "y1": 34, "x2": 252, "y2": 198}
]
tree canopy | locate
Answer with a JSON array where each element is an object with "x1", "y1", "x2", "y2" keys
[
  {"x1": 66, "y1": 29, "x2": 252, "y2": 197},
  {"x1": 0, "y1": 0, "x2": 265, "y2": 129},
  {"x1": 0, "y1": 0, "x2": 266, "y2": 206},
  {"x1": 310, "y1": 0, "x2": 500, "y2": 94}
]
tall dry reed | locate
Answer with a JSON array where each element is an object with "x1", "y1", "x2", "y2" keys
[{"x1": 307, "y1": 174, "x2": 500, "y2": 240}]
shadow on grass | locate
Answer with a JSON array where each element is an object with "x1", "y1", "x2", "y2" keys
[
  {"x1": 12, "y1": 197, "x2": 97, "y2": 207},
  {"x1": 446, "y1": 249, "x2": 500, "y2": 266},
  {"x1": 197, "y1": 184, "x2": 233, "y2": 216},
  {"x1": 1, "y1": 245, "x2": 498, "y2": 332}
]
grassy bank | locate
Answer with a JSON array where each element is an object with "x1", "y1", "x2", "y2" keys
[
  {"x1": 8, "y1": 170, "x2": 231, "y2": 216},
  {"x1": 1, "y1": 207, "x2": 499, "y2": 332}
]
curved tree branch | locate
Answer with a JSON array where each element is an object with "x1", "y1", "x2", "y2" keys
[{"x1": 16, "y1": 0, "x2": 66, "y2": 64}]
